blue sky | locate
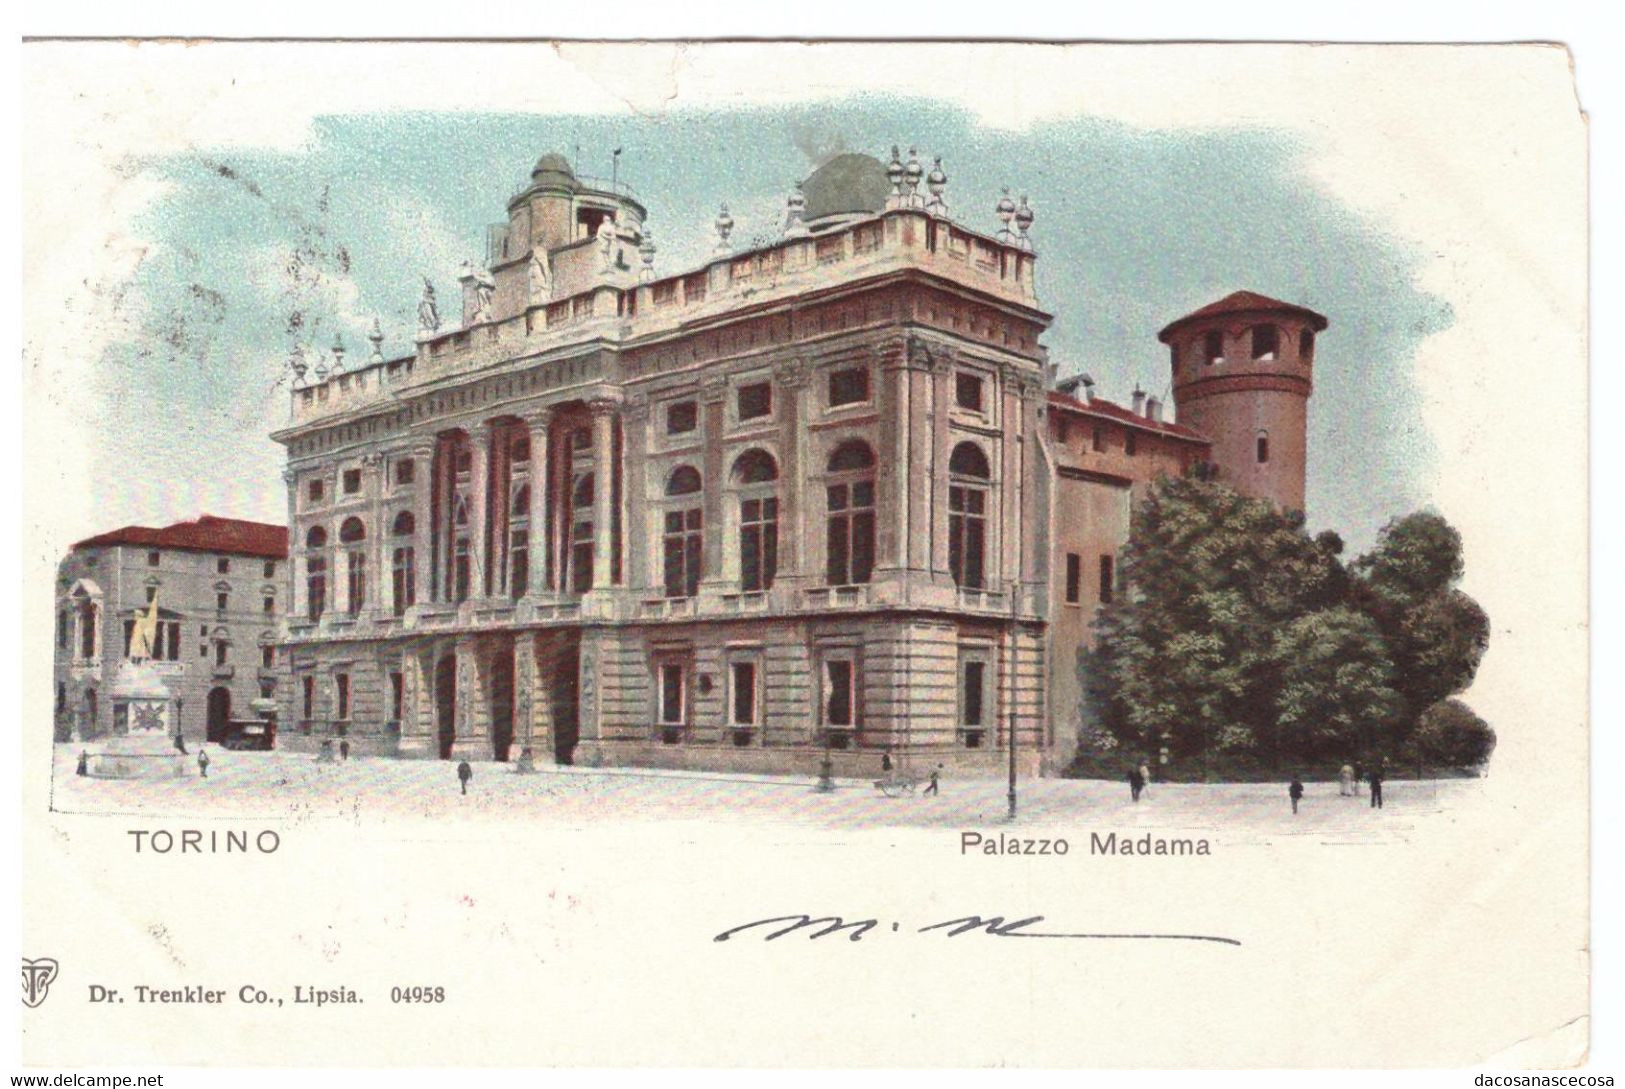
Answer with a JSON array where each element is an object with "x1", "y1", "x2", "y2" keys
[{"x1": 98, "y1": 96, "x2": 1450, "y2": 553}]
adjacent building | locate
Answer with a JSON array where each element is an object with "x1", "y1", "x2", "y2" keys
[
  {"x1": 53, "y1": 515, "x2": 289, "y2": 744},
  {"x1": 267, "y1": 147, "x2": 1322, "y2": 775}
]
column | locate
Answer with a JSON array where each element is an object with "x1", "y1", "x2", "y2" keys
[
  {"x1": 928, "y1": 351, "x2": 954, "y2": 579},
  {"x1": 906, "y1": 358, "x2": 934, "y2": 574},
  {"x1": 698, "y1": 375, "x2": 727, "y2": 593},
  {"x1": 524, "y1": 409, "x2": 553, "y2": 598},
  {"x1": 587, "y1": 400, "x2": 617, "y2": 590},
  {"x1": 409, "y1": 438, "x2": 435, "y2": 612},
  {"x1": 772, "y1": 360, "x2": 808, "y2": 582},
  {"x1": 362, "y1": 452, "x2": 385, "y2": 618},
  {"x1": 514, "y1": 634, "x2": 537, "y2": 754},
  {"x1": 620, "y1": 395, "x2": 650, "y2": 592},
  {"x1": 282, "y1": 468, "x2": 301, "y2": 615},
  {"x1": 468, "y1": 423, "x2": 491, "y2": 602},
  {"x1": 875, "y1": 341, "x2": 909, "y2": 575},
  {"x1": 433, "y1": 436, "x2": 451, "y2": 602}
]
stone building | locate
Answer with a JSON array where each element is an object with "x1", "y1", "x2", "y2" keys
[
  {"x1": 53, "y1": 516, "x2": 289, "y2": 744},
  {"x1": 270, "y1": 147, "x2": 1323, "y2": 775}
]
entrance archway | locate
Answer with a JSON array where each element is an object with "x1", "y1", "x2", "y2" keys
[
  {"x1": 551, "y1": 646, "x2": 580, "y2": 765},
  {"x1": 489, "y1": 647, "x2": 514, "y2": 762},
  {"x1": 206, "y1": 686, "x2": 232, "y2": 743},
  {"x1": 434, "y1": 653, "x2": 457, "y2": 759}
]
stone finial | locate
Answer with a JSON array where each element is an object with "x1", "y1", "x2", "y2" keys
[
  {"x1": 714, "y1": 203, "x2": 735, "y2": 254},
  {"x1": 904, "y1": 147, "x2": 924, "y2": 208},
  {"x1": 418, "y1": 279, "x2": 441, "y2": 336},
  {"x1": 638, "y1": 226, "x2": 658, "y2": 284},
  {"x1": 995, "y1": 188, "x2": 1017, "y2": 243},
  {"x1": 367, "y1": 317, "x2": 384, "y2": 363},
  {"x1": 289, "y1": 347, "x2": 309, "y2": 388},
  {"x1": 1014, "y1": 194, "x2": 1035, "y2": 251},
  {"x1": 886, "y1": 145, "x2": 905, "y2": 210},
  {"x1": 596, "y1": 212, "x2": 617, "y2": 271},
  {"x1": 784, "y1": 182, "x2": 809, "y2": 239},
  {"x1": 330, "y1": 332, "x2": 346, "y2": 374},
  {"x1": 925, "y1": 156, "x2": 949, "y2": 219}
]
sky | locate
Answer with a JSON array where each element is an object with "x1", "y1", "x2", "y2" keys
[{"x1": 76, "y1": 95, "x2": 1447, "y2": 556}]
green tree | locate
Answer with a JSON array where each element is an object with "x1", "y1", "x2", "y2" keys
[
  {"x1": 1270, "y1": 607, "x2": 1403, "y2": 764},
  {"x1": 1411, "y1": 698, "x2": 1497, "y2": 767}
]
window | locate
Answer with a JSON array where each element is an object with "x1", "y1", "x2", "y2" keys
[
  {"x1": 264, "y1": 595, "x2": 275, "y2": 614},
  {"x1": 828, "y1": 367, "x2": 869, "y2": 407},
  {"x1": 390, "y1": 672, "x2": 404, "y2": 723},
  {"x1": 1092, "y1": 426, "x2": 1105, "y2": 452},
  {"x1": 734, "y1": 449, "x2": 779, "y2": 593},
  {"x1": 570, "y1": 474, "x2": 595, "y2": 594},
  {"x1": 948, "y1": 443, "x2": 991, "y2": 590},
  {"x1": 75, "y1": 602, "x2": 97, "y2": 659},
  {"x1": 955, "y1": 371, "x2": 985, "y2": 412},
  {"x1": 1056, "y1": 418, "x2": 1070, "y2": 445},
  {"x1": 215, "y1": 640, "x2": 229, "y2": 667},
  {"x1": 391, "y1": 511, "x2": 415, "y2": 615},
  {"x1": 663, "y1": 466, "x2": 704, "y2": 599},
  {"x1": 335, "y1": 673, "x2": 350, "y2": 720},
  {"x1": 340, "y1": 517, "x2": 366, "y2": 614},
  {"x1": 146, "y1": 586, "x2": 157, "y2": 604},
  {"x1": 730, "y1": 661, "x2": 758, "y2": 727},
  {"x1": 1252, "y1": 324, "x2": 1278, "y2": 360},
  {"x1": 395, "y1": 458, "x2": 416, "y2": 485},
  {"x1": 264, "y1": 561, "x2": 276, "y2": 578},
  {"x1": 510, "y1": 486, "x2": 530, "y2": 600},
  {"x1": 262, "y1": 645, "x2": 274, "y2": 669},
  {"x1": 302, "y1": 675, "x2": 315, "y2": 721},
  {"x1": 1299, "y1": 328, "x2": 1315, "y2": 361},
  {"x1": 825, "y1": 441, "x2": 876, "y2": 586},
  {"x1": 1256, "y1": 432, "x2": 1270, "y2": 464},
  {"x1": 216, "y1": 592, "x2": 229, "y2": 612},
  {"x1": 658, "y1": 662, "x2": 686, "y2": 731},
  {"x1": 737, "y1": 382, "x2": 772, "y2": 421},
  {"x1": 56, "y1": 610, "x2": 68, "y2": 650},
  {"x1": 823, "y1": 658, "x2": 857, "y2": 731},
  {"x1": 511, "y1": 436, "x2": 530, "y2": 464},
  {"x1": 342, "y1": 468, "x2": 361, "y2": 494},
  {"x1": 1099, "y1": 554, "x2": 1115, "y2": 604},
  {"x1": 452, "y1": 498, "x2": 471, "y2": 603},
  {"x1": 1203, "y1": 330, "x2": 1224, "y2": 365},
  {"x1": 305, "y1": 525, "x2": 327, "y2": 620},
  {"x1": 147, "y1": 551, "x2": 161, "y2": 567},
  {"x1": 308, "y1": 478, "x2": 325, "y2": 503},
  {"x1": 959, "y1": 657, "x2": 987, "y2": 746},
  {"x1": 260, "y1": 679, "x2": 276, "y2": 700},
  {"x1": 666, "y1": 400, "x2": 698, "y2": 435},
  {"x1": 217, "y1": 557, "x2": 230, "y2": 574},
  {"x1": 1065, "y1": 553, "x2": 1081, "y2": 604},
  {"x1": 1125, "y1": 431, "x2": 1138, "y2": 457}
]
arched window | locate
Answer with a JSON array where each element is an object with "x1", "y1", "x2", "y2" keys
[
  {"x1": 1256, "y1": 431, "x2": 1270, "y2": 464},
  {"x1": 733, "y1": 450, "x2": 779, "y2": 592},
  {"x1": 570, "y1": 472, "x2": 595, "y2": 593},
  {"x1": 511, "y1": 435, "x2": 530, "y2": 463},
  {"x1": 339, "y1": 517, "x2": 366, "y2": 614},
  {"x1": 77, "y1": 599, "x2": 97, "y2": 660},
  {"x1": 391, "y1": 511, "x2": 416, "y2": 616},
  {"x1": 452, "y1": 497, "x2": 471, "y2": 602},
  {"x1": 305, "y1": 525, "x2": 328, "y2": 620},
  {"x1": 948, "y1": 442, "x2": 990, "y2": 589},
  {"x1": 1202, "y1": 330, "x2": 1224, "y2": 365},
  {"x1": 1251, "y1": 324, "x2": 1279, "y2": 360},
  {"x1": 339, "y1": 517, "x2": 366, "y2": 543},
  {"x1": 510, "y1": 484, "x2": 531, "y2": 599},
  {"x1": 664, "y1": 465, "x2": 703, "y2": 599},
  {"x1": 826, "y1": 440, "x2": 876, "y2": 586}
]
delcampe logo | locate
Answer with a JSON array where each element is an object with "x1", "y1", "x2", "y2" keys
[{"x1": 21, "y1": 957, "x2": 58, "y2": 1008}]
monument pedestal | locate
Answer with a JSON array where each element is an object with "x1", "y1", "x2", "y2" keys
[
  {"x1": 87, "y1": 732, "x2": 189, "y2": 779},
  {"x1": 85, "y1": 659, "x2": 190, "y2": 780}
]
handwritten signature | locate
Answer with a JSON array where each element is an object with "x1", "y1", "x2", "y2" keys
[{"x1": 714, "y1": 915, "x2": 1240, "y2": 946}]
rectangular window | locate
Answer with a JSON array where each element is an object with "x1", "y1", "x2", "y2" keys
[
  {"x1": 146, "y1": 587, "x2": 157, "y2": 604},
  {"x1": 824, "y1": 659, "x2": 856, "y2": 728},
  {"x1": 1256, "y1": 434, "x2": 1270, "y2": 463},
  {"x1": 57, "y1": 611, "x2": 69, "y2": 650},
  {"x1": 308, "y1": 479, "x2": 324, "y2": 503},
  {"x1": 393, "y1": 546, "x2": 416, "y2": 615},
  {"x1": 335, "y1": 673, "x2": 351, "y2": 720},
  {"x1": 122, "y1": 619, "x2": 134, "y2": 657},
  {"x1": 1099, "y1": 554, "x2": 1115, "y2": 604},
  {"x1": 948, "y1": 485, "x2": 987, "y2": 589},
  {"x1": 731, "y1": 662, "x2": 758, "y2": 726},
  {"x1": 659, "y1": 663, "x2": 685, "y2": 725},
  {"x1": 264, "y1": 561, "x2": 276, "y2": 578},
  {"x1": 1092, "y1": 426, "x2": 1105, "y2": 452},
  {"x1": 1065, "y1": 553, "x2": 1081, "y2": 604},
  {"x1": 217, "y1": 592, "x2": 228, "y2": 612},
  {"x1": 390, "y1": 672, "x2": 404, "y2": 722},
  {"x1": 147, "y1": 550, "x2": 161, "y2": 567},
  {"x1": 1056, "y1": 418, "x2": 1070, "y2": 445},
  {"x1": 825, "y1": 481, "x2": 876, "y2": 587},
  {"x1": 217, "y1": 557, "x2": 230, "y2": 574},
  {"x1": 1252, "y1": 324, "x2": 1279, "y2": 360},
  {"x1": 347, "y1": 552, "x2": 366, "y2": 615},
  {"x1": 828, "y1": 367, "x2": 869, "y2": 407},
  {"x1": 737, "y1": 382, "x2": 772, "y2": 421},
  {"x1": 262, "y1": 645, "x2": 274, "y2": 669},
  {"x1": 739, "y1": 496, "x2": 778, "y2": 593},
  {"x1": 302, "y1": 675, "x2": 315, "y2": 720},
  {"x1": 166, "y1": 622, "x2": 180, "y2": 662},
  {"x1": 395, "y1": 459, "x2": 415, "y2": 485},
  {"x1": 264, "y1": 595, "x2": 275, "y2": 614},
  {"x1": 955, "y1": 371, "x2": 985, "y2": 412},
  {"x1": 663, "y1": 509, "x2": 703, "y2": 598},
  {"x1": 666, "y1": 401, "x2": 698, "y2": 435},
  {"x1": 215, "y1": 641, "x2": 228, "y2": 667},
  {"x1": 1125, "y1": 431, "x2": 1138, "y2": 457},
  {"x1": 343, "y1": 468, "x2": 362, "y2": 494},
  {"x1": 200, "y1": 625, "x2": 208, "y2": 637},
  {"x1": 961, "y1": 660, "x2": 985, "y2": 728}
]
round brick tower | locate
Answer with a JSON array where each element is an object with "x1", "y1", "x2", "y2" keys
[{"x1": 1159, "y1": 291, "x2": 1328, "y2": 513}]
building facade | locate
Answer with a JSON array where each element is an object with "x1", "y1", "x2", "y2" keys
[
  {"x1": 53, "y1": 516, "x2": 289, "y2": 744},
  {"x1": 270, "y1": 148, "x2": 1323, "y2": 775}
]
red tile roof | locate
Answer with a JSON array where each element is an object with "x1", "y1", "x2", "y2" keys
[
  {"x1": 1157, "y1": 290, "x2": 1329, "y2": 342},
  {"x1": 72, "y1": 515, "x2": 288, "y2": 559},
  {"x1": 1046, "y1": 390, "x2": 1210, "y2": 442}
]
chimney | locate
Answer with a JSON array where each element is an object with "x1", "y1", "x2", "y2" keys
[
  {"x1": 1081, "y1": 374, "x2": 1095, "y2": 402},
  {"x1": 1055, "y1": 375, "x2": 1083, "y2": 397},
  {"x1": 1131, "y1": 385, "x2": 1145, "y2": 415},
  {"x1": 1147, "y1": 397, "x2": 1163, "y2": 423}
]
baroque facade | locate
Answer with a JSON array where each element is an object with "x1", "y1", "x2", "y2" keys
[
  {"x1": 53, "y1": 516, "x2": 289, "y2": 744},
  {"x1": 271, "y1": 149, "x2": 1322, "y2": 776}
]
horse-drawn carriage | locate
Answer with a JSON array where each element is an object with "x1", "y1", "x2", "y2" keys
[{"x1": 873, "y1": 772, "x2": 917, "y2": 797}]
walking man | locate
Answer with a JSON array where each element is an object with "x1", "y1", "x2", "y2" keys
[
  {"x1": 457, "y1": 760, "x2": 473, "y2": 796},
  {"x1": 197, "y1": 748, "x2": 210, "y2": 779},
  {"x1": 339, "y1": 739, "x2": 350, "y2": 761},
  {"x1": 76, "y1": 750, "x2": 89, "y2": 776},
  {"x1": 1369, "y1": 766, "x2": 1384, "y2": 809},
  {"x1": 1339, "y1": 763, "x2": 1355, "y2": 796},
  {"x1": 923, "y1": 766, "x2": 941, "y2": 796},
  {"x1": 1289, "y1": 775, "x2": 1304, "y2": 814},
  {"x1": 1128, "y1": 765, "x2": 1145, "y2": 803}
]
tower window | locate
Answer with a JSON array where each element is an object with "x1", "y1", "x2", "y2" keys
[
  {"x1": 1065, "y1": 553, "x2": 1081, "y2": 604},
  {"x1": 955, "y1": 371, "x2": 985, "y2": 413},
  {"x1": 1257, "y1": 433, "x2": 1270, "y2": 464},
  {"x1": 1125, "y1": 431, "x2": 1138, "y2": 457},
  {"x1": 1092, "y1": 426, "x2": 1105, "y2": 452},
  {"x1": 666, "y1": 400, "x2": 698, "y2": 435},
  {"x1": 147, "y1": 551, "x2": 161, "y2": 567},
  {"x1": 1299, "y1": 328, "x2": 1315, "y2": 361},
  {"x1": 1251, "y1": 324, "x2": 1279, "y2": 360},
  {"x1": 1099, "y1": 554, "x2": 1115, "y2": 604},
  {"x1": 217, "y1": 557, "x2": 230, "y2": 574},
  {"x1": 828, "y1": 367, "x2": 869, "y2": 407},
  {"x1": 737, "y1": 382, "x2": 772, "y2": 422},
  {"x1": 1202, "y1": 330, "x2": 1224, "y2": 365}
]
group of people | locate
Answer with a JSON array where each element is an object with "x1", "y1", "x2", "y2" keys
[{"x1": 1126, "y1": 759, "x2": 1390, "y2": 812}]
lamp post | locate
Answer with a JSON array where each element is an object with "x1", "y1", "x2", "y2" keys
[
  {"x1": 815, "y1": 727, "x2": 835, "y2": 793},
  {"x1": 1007, "y1": 587, "x2": 1019, "y2": 821}
]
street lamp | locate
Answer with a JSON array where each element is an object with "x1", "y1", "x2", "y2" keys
[{"x1": 1007, "y1": 587, "x2": 1019, "y2": 820}]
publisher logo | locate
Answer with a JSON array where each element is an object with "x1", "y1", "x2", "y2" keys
[{"x1": 22, "y1": 957, "x2": 58, "y2": 1008}]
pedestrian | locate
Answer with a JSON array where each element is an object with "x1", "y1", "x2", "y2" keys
[
  {"x1": 1339, "y1": 763, "x2": 1355, "y2": 796},
  {"x1": 457, "y1": 760, "x2": 473, "y2": 796},
  {"x1": 1139, "y1": 760, "x2": 1152, "y2": 793},
  {"x1": 76, "y1": 750, "x2": 89, "y2": 776},
  {"x1": 1354, "y1": 762, "x2": 1364, "y2": 791},
  {"x1": 1369, "y1": 766, "x2": 1384, "y2": 809},
  {"x1": 881, "y1": 750, "x2": 894, "y2": 774},
  {"x1": 339, "y1": 739, "x2": 350, "y2": 761},
  {"x1": 923, "y1": 765, "x2": 941, "y2": 796},
  {"x1": 173, "y1": 731, "x2": 189, "y2": 755},
  {"x1": 1289, "y1": 775, "x2": 1304, "y2": 814},
  {"x1": 197, "y1": 748, "x2": 210, "y2": 779},
  {"x1": 1128, "y1": 765, "x2": 1145, "y2": 803}
]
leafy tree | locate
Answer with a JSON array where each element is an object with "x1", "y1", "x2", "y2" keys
[
  {"x1": 1270, "y1": 607, "x2": 1403, "y2": 764},
  {"x1": 1411, "y1": 698, "x2": 1497, "y2": 767},
  {"x1": 1352, "y1": 511, "x2": 1463, "y2": 598}
]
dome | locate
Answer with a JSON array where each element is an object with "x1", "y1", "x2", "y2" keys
[
  {"x1": 800, "y1": 153, "x2": 891, "y2": 225},
  {"x1": 531, "y1": 152, "x2": 577, "y2": 181}
]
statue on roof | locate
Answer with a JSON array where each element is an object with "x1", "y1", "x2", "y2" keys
[
  {"x1": 528, "y1": 247, "x2": 553, "y2": 303},
  {"x1": 418, "y1": 279, "x2": 441, "y2": 335}
]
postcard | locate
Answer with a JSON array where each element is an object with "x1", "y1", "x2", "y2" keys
[{"x1": 19, "y1": 40, "x2": 1589, "y2": 1068}]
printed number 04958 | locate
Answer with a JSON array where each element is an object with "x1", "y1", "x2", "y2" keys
[{"x1": 391, "y1": 986, "x2": 445, "y2": 1003}]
